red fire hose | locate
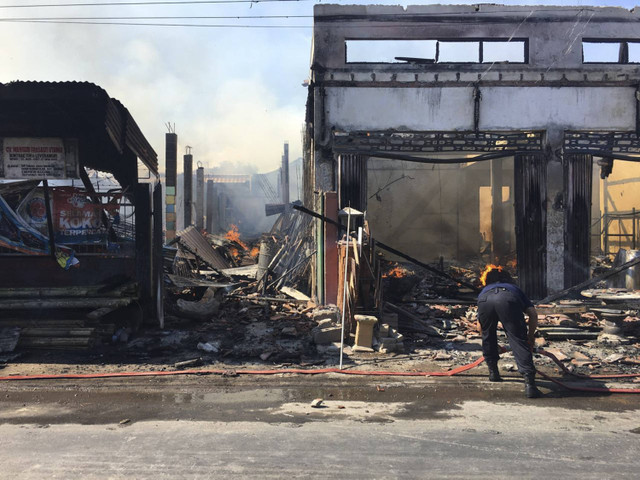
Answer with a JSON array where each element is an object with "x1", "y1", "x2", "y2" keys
[{"x1": 0, "y1": 348, "x2": 638, "y2": 393}]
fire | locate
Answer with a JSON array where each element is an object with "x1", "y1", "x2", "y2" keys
[
  {"x1": 250, "y1": 246, "x2": 260, "y2": 258},
  {"x1": 383, "y1": 266, "x2": 407, "y2": 279},
  {"x1": 480, "y1": 264, "x2": 503, "y2": 286},
  {"x1": 507, "y1": 259, "x2": 517, "y2": 269},
  {"x1": 229, "y1": 247, "x2": 241, "y2": 259},
  {"x1": 225, "y1": 224, "x2": 248, "y2": 250}
]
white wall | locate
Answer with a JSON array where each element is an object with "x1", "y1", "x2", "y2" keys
[
  {"x1": 326, "y1": 87, "x2": 474, "y2": 131},
  {"x1": 326, "y1": 86, "x2": 637, "y2": 132}
]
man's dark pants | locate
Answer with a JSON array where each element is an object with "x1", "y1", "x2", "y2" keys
[{"x1": 477, "y1": 286, "x2": 535, "y2": 376}]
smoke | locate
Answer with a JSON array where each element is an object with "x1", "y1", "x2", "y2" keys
[{"x1": 0, "y1": 20, "x2": 308, "y2": 174}]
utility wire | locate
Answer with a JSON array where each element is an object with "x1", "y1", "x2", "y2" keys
[
  {"x1": 0, "y1": 0, "x2": 314, "y2": 8},
  {"x1": 0, "y1": 14, "x2": 312, "y2": 20},
  {"x1": 0, "y1": 19, "x2": 312, "y2": 27}
]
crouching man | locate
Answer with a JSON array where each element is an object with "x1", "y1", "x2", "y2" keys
[{"x1": 477, "y1": 267, "x2": 542, "y2": 398}]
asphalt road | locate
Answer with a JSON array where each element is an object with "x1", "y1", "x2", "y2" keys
[{"x1": 1, "y1": 374, "x2": 639, "y2": 479}]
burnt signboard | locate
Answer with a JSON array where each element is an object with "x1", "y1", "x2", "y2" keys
[{"x1": 0, "y1": 137, "x2": 78, "y2": 179}]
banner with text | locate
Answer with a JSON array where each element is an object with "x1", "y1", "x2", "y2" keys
[{"x1": 53, "y1": 187, "x2": 107, "y2": 244}]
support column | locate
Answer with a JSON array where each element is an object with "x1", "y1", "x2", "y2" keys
[
  {"x1": 196, "y1": 164, "x2": 204, "y2": 231},
  {"x1": 183, "y1": 150, "x2": 193, "y2": 228},
  {"x1": 324, "y1": 191, "x2": 339, "y2": 305},
  {"x1": 165, "y1": 132, "x2": 177, "y2": 242},
  {"x1": 491, "y1": 158, "x2": 507, "y2": 262},
  {"x1": 591, "y1": 164, "x2": 601, "y2": 254},
  {"x1": 545, "y1": 129, "x2": 565, "y2": 294},
  {"x1": 312, "y1": 85, "x2": 333, "y2": 304},
  {"x1": 206, "y1": 180, "x2": 215, "y2": 233},
  {"x1": 135, "y1": 183, "x2": 153, "y2": 317}
]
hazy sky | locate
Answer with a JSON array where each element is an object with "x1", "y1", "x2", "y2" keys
[{"x1": 0, "y1": 0, "x2": 636, "y2": 173}]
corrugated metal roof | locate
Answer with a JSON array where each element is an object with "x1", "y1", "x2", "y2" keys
[
  {"x1": 0, "y1": 81, "x2": 158, "y2": 175},
  {"x1": 175, "y1": 226, "x2": 231, "y2": 271},
  {"x1": 210, "y1": 175, "x2": 251, "y2": 184}
]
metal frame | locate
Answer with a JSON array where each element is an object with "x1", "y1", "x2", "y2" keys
[{"x1": 333, "y1": 130, "x2": 543, "y2": 154}]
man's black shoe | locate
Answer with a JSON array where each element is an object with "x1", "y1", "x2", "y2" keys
[
  {"x1": 487, "y1": 363, "x2": 502, "y2": 382},
  {"x1": 524, "y1": 374, "x2": 542, "y2": 398}
]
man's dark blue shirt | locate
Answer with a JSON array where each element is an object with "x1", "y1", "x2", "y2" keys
[{"x1": 478, "y1": 282, "x2": 534, "y2": 311}]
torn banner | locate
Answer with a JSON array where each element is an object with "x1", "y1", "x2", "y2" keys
[{"x1": 0, "y1": 194, "x2": 78, "y2": 269}]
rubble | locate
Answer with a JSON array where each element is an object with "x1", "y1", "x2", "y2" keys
[
  {"x1": 2, "y1": 186, "x2": 638, "y2": 385},
  {"x1": 175, "y1": 287, "x2": 220, "y2": 321}
]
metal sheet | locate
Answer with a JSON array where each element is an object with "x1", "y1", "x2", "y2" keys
[
  {"x1": 338, "y1": 153, "x2": 367, "y2": 212},
  {"x1": 514, "y1": 153, "x2": 547, "y2": 299},
  {"x1": 175, "y1": 225, "x2": 231, "y2": 271},
  {"x1": 564, "y1": 153, "x2": 593, "y2": 287}
]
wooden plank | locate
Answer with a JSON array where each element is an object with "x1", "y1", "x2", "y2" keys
[
  {"x1": 536, "y1": 305, "x2": 590, "y2": 315},
  {"x1": 20, "y1": 328, "x2": 96, "y2": 338},
  {"x1": 0, "y1": 283, "x2": 138, "y2": 298},
  {"x1": 0, "y1": 319, "x2": 86, "y2": 327},
  {"x1": 0, "y1": 297, "x2": 135, "y2": 310},
  {"x1": 18, "y1": 337, "x2": 94, "y2": 348},
  {"x1": 280, "y1": 287, "x2": 311, "y2": 302},
  {"x1": 167, "y1": 274, "x2": 240, "y2": 289}
]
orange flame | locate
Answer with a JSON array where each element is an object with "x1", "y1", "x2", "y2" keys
[
  {"x1": 225, "y1": 224, "x2": 248, "y2": 250},
  {"x1": 383, "y1": 266, "x2": 407, "y2": 279},
  {"x1": 250, "y1": 246, "x2": 260, "y2": 258},
  {"x1": 507, "y1": 259, "x2": 517, "y2": 269},
  {"x1": 480, "y1": 264, "x2": 503, "y2": 286}
]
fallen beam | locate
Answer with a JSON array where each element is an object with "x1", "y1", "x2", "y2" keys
[
  {"x1": 540, "y1": 256, "x2": 640, "y2": 304},
  {"x1": 293, "y1": 205, "x2": 480, "y2": 293},
  {"x1": 385, "y1": 302, "x2": 443, "y2": 337},
  {"x1": 224, "y1": 294, "x2": 308, "y2": 304}
]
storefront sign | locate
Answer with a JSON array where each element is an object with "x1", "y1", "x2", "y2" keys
[{"x1": 0, "y1": 137, "x2": 78, "y2": 179}]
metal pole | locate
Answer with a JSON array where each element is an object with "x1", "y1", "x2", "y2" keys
[
  {"x1": 633, "y1": 207, "x2": 637, "y2": 250},
  {"x1": 339, "y1": 211, "x2": 351, "y2": 370},
  {"x1": 42, "y1": 179, "x2": 56, "y2": 259},
  {"x1": 603, "y1": 177, "x2": 609, "y2": 256}
]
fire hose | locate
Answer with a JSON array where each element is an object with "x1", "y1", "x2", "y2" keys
[{"x1": 0, "y1": 348, "x2": 638, "y2": 393}]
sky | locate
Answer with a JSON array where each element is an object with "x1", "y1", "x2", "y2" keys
[{"x1": 0, "y1": 0, "x2": 637, "y2": 174}]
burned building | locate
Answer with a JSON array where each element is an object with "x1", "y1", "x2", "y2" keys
[
  {"x1": 305, "y1": 4, "x2": 640, "y2": 300},
  {"x1": 0, "y1": 82, "x2": 164, "y2": 343}
]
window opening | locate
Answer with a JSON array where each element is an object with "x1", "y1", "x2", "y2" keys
[
  {"x1": 582, "y1": 40, "x2": 640, "y2": 64},
  {"x1": 438, "y1": 41, "x2": 479, "y2": 63},
  {"x1": 345, "y1": 39, "x2": 527, "y2": 64},
  {"x1": 346, "y1": 39, "x2": 436, "y2": 63},
  {"x1": 629, "y1": 42, "x2": 640, "y2": 63},
  {"x1": 482, "y1": 41, "x2": 526, "y2": 63}
]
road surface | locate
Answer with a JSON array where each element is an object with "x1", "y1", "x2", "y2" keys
[{"x1": 0, "y1": 374, "x2": 638, "y2": 478}]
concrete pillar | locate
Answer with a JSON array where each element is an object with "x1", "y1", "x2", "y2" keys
[
  {"x1": 545, "y1": 129, "x2": 565, "y2": 293},
  {"x1": 165, "y1": 132, "x2": 177, "y2": 242},
  {"x1": 183, "y1": 152, "x2": 193, "y2": 227},
  {"x1": 206, "y1": 180, "x2": 215, "y2": 233},
  {"x1": 313, "y1": 86, "x2": 334, "y2": 304},
  {"x1": 196, "y1": 165, "x2": 204, "y2": 231}
]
